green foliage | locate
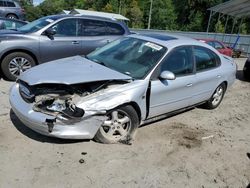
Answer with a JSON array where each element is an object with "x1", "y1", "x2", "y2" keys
[
  {"x1": 215, "y1": 20, "x2": 224, "y2": 33},
  {"x1": 125, "y1": 0, "x2": 143, "y2": 28},
  {"x1": 21, "y1": 0, "x2": 249, "y2": 34}
]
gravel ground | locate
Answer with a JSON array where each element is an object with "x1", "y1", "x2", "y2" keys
[{"x1": 0, "y1": 58, "x2": 249, "y2": 188}]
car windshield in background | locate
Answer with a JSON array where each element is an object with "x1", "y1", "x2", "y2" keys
[
  {"x1": 18, "y1": 17, "x2": 57, "y2": 33},
  {"x1": 87, "y1": 37, "x2": 167, "y2": 79}
]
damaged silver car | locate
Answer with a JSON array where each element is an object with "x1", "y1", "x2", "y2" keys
[{"x1": 9, "y1": 34, "x2": 237, "y2": 144}]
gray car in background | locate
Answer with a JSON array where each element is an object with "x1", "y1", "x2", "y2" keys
[
  {"x1": 0, "y1": 0, "x2": 25, "y2": 20},
  {"x1": 0, "y1": 14, "x2": 130, "y2": 80}
]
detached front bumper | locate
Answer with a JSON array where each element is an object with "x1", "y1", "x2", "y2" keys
[{"x1": 9, "y1": 84, "x2": 104, "y2": 139}]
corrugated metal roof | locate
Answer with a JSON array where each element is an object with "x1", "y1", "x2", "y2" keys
[
  {"x1": 70, "y1": 9, "x2": 129, "y2": 21},
  {"x1": 208, "y1": 0, "x2": 250, "y2": 18}
]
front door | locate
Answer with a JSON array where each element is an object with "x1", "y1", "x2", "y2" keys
[
  {"x1": 39, "y1": 18, "x2": 82, "y2": 63},
  {"x1": 148, "y1": 46, "x2": 195, "y2": 118}
]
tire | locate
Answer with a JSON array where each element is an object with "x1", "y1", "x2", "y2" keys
[
  {"x1": 94, "y1": 105, "x2": 139, "y2": 144},
  {"x1": 204, "y1": 83, "x2": 226, "y2": 109},
  {"x1": 6, "y1": 14, "x2": 18, "y2": 19},
  {"x1": 1, "y1": 52, "x2": 36, "y2": 81}
]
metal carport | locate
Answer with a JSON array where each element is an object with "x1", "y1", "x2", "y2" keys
[{"x1": 207, "y1": 0, "x2": 250, "y2": 33}]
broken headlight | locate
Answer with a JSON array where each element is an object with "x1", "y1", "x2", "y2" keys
[{"x1": 19, "y1": 81, "x2": 35, "y2": 103}]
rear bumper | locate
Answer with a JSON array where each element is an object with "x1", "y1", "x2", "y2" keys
[{"x1": 9, "y1": 84, "x2": 104, "y2": 139}]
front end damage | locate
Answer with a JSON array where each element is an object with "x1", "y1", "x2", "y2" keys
[{"x1": 10, "y1": 79, "x2": 131, "y2": 139}]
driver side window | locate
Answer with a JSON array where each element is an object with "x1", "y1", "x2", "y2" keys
[
  {"x1": 161, "y1": 46, "x2": 194, "y2": 76},
  {"x1": 51, "y1": 19, "x2": 78, "y2": 37}
]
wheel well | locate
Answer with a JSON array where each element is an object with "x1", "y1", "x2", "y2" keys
[
  {"x1": 0, "y1": 50, "x2": 38, "y2": 65},
  {"x1": 6, "y1": 13, "x2": 18, "y2": 19},
  {"x1": 222, "y1": 81, "x2": 228, "y2": 91},
  {"x1": 129, "y1": 102, "x2": 142, "y2": 122},
  {"x1": 114, "y1": 102, "x2": 142, "y2": 122}
]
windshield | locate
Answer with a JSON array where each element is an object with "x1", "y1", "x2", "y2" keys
[
  {"x1": 18, "y1": 17, "x2": 57, "y2": 33},
  {"x1": 87, "y1": 37, "x2": 167, "y2": 79}
]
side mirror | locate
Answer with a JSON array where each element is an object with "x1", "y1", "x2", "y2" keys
[
  {"x1": 44, "y1": 28, "x2": 56, "y2": 40},
  {"x1": 159, "y1": 71, "x2": 176, "y2": 80}
]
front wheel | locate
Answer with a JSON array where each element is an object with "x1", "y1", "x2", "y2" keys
[
  {"x1": 94, "y1": 105, "x2": 139, "y2": 144},
  {"x1": 204, "y1": 83, "x2": 226, "y2": 109},
  {"x1": 1, "y1": 52, "x2": 36, "y2": 81}
]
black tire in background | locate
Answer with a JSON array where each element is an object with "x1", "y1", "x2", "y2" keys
[
  {"x1": 6, "y1": 14, "x2": 18, "y2": 19},
  {"x1": 1, "y1": 52, "x2": 36, "y2": 81}
]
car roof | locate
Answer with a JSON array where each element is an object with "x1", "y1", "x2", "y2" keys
[
  {"x1": 46, "y1": 14, "x2": 123, "y2": 22},
  {"x1": 129, "y1": 33, "x2": 220, "y2": 53}
]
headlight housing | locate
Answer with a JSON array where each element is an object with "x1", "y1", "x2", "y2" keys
[{"x1": 18, "y1": 80, "x2": 35, "y2": 103}]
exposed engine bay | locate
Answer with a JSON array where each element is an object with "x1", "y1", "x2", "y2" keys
[{"x1": 18, "y1": 79, "x2": 129, "y2": 122}]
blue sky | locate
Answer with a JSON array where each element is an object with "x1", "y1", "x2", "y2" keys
[{"x1": 33, "y1": 0, "x2": 44, "y2": 6}]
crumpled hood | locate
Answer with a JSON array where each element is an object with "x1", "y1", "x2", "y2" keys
[{"x1": 19, "y1": 56, "x2": 131, "y2": 85}]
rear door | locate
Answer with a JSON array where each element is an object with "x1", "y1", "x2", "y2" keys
[
  {"x1": 79, "y1": 19, "x2": 125, "y2": 55},
  {"x1": 0, "y1": 1, "x2": 6, "y2": 17},
  {"x1": 39, "y1": 18, "x2": 82, "y2": 63},
  {"x1": 190, "y1": 46, "x2": 222, "y2": 105},
  {"x1": 148, "y1": 46, "x2": 195, "y2": 118},
  {"x1": 78, "y1": 19, "x2": 110, "y2": 55}
]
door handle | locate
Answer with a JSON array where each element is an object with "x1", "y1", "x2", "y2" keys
[
  {"x1": 217, "y1": 75, "x2": 221, "y2": 78},
  {"x1": 186, "y1": 83, "x2": 193, "y2": 87},
  {"x1": 72, "y1": 41, "x2": 80, "y2": 45}
]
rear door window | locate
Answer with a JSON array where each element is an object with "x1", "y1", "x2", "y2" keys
[
  {"x1": 194, "y1": 46, "x2": 221, "y2": 72},
  {"x1": 106, "y1": 22, "x2": 125, "y2": 35},
  {"x1": 82, "y1": 20, "x2": 107, "y2": 36}
]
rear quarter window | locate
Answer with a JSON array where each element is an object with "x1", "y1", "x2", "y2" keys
[
  {"x1": 6, "y1": 1, "x2": 15, "y2": 7},
  {"x1": 106, "y1": 22, "x2": 125, "y2": 35},
  {"x1": 194, "y1": 46, "x2": 221, "y2": 72}
]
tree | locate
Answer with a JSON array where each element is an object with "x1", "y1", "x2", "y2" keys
[
  {"x1": 125, "y1": 0, "x2": 143, "y2": 28},
  {"x1": 102, "y1": 3, "x2": 114, "y2": 13},
  {"x1": 215, "y1": 20, "x2": 224, "y2": 33},
  {"x1": 147, "y1": 0, "x2": 177, "y2": 30}
]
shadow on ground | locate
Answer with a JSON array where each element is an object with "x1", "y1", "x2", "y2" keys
[{"x1": 9, "y1": 109, "x2": 90, "y2": 144}]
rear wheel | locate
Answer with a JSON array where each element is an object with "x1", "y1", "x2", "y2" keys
[
  {"x1": 6, "y1": 14, "x2": 18, "y2": 19},
  {"x1": 94, "y1": 105, "x2": 139, "y2": 144},
  {"x1": 204, "y1": 83, "x2": 226, "y2": 109},
  {"x1": 1, "y1": 52, "x2": 36, "y2": 81}
]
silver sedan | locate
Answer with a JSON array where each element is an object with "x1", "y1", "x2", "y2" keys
[{"x1": 9, "y1": 33, "x2": 237, "y2": 144}]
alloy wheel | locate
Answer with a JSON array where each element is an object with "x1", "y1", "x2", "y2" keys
[
  {"x1": 8, "y1": 57, "x2": 32, "y2": 77},
  {"x1": 100, "y1": 110, "x2": 131, "y2": 141},
  {"x1": 211, "y1": 86, "x2": 224, "y2": 106}
]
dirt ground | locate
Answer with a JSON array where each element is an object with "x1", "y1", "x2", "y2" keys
[{"x1": 0, "y1": 58, "x2": 249, "y2": 188}]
